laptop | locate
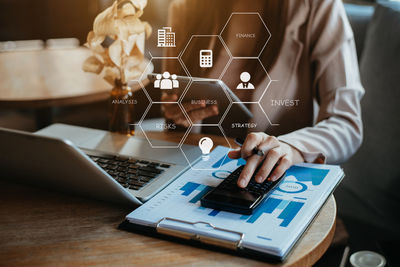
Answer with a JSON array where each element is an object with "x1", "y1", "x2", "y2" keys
[{"x1": 0, "y1": 124, "x2": 202, "y2": 206}]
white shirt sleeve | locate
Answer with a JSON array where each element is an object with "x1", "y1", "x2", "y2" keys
[{"x1": 278, "y1": 0, "x2": 365, "y2": 164}]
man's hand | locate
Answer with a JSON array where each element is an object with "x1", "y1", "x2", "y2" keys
[
  {"x1": 228, "y1": 132, "x2": 304, "y2": 188},
  {"x1": 162, "y1": 93, "x2": 218, "y2": 127}
]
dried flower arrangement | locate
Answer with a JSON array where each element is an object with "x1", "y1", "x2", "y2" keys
[{"x1": 82, "y1": 0, "x2": 152, "y2": 87}]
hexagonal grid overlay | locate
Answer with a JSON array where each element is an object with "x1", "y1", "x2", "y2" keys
[
  {"x1": 218, "y1": 12, "x2": 278, "y2": 127},
  {"x1": 135, "y1": 12, "x2": 278, "y2": 168}
]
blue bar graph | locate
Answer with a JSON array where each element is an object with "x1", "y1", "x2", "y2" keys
[
  {"x1": 240, "y1": 214, "x2": 249, "y2": 220},
  {"x1": 190, "y1": 184, "x2": 213, "y2": 203},
  {"x1": 212, "y1": 155, "x2": 246, "y2": 168},
  {"x1": 179, "y1": 182, "x2": 214, "y2": 204},
  {"x1": 180, "y1": 182, "x2": 201, "y2": 196},
  {"x1": 286, "y1": 166, "x2": 329, "y2": 186},
  {"x1": 276, "y1": 199, "x2": 289, "y2": 210},
  {"x1": 208, "y1": 209, "x2": 220, "y2": 216},
  {"x1": 278, "y1": 201, "x2": 304, "y2": 227},
  {"x1": 238, "y1": 197, "x2": 305, "y2": 227},
  {"x1": 246, "y1": 197, "x2": 282, "y2": 223},
  {"x1": 180, "y1": 182, "x2": 306, "y2": 227}
]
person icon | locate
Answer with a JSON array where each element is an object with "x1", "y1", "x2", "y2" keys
[
  {"x1": 171, "y1": 74, "x2": 179, "y2": 88},
  {"x1": 236, "y1": 72, "x2": 255, "y2": 89},
  {"x1": 154, "y1": 73, "x2": 162, "y2": 88},
  {"x1": 160, "y1": 71, "x2": 173, "y2": 90}
]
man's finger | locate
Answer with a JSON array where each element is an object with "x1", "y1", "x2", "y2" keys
[
  {"x1": 161, "y1": 93, "x2": 178, "y2": 102},
  {"x1": 181, "y1": 101, "x2": 206, "y2": 113},
  {"x1": 164, "y1": 105, "x2": 185, "y2": 119},
  {"x1": 228, "y1": 150, "x2": 241, "y2": 159},
  {"x1": 237, "y1": 154, "x2": 264, "y2": 188},
  {"x1": 269, "y1": 156, "x2": 291, "y2": 182},
  {"x1": 254, "y1": 147, "x2": 284, "y2": 183},
  {"x1": 162, "y1": 94, "x2": 180, "y2": 119},
  {"x1": 174, "y1": 115, "x2": 191, "y2": 127}
]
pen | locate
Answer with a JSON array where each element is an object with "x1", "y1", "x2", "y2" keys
[{"x1": 234, "y1": 137, "x2": 265, "y2": 157}]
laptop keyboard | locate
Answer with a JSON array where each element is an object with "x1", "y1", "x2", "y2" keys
[{"x1": 88, "y1": 153, "x2": 170, "y2": 191}]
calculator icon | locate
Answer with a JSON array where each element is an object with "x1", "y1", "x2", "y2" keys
[{"x1": 199, "y1": 50, "x2": 213, "y2": 68}]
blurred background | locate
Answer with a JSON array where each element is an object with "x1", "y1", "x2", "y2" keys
[
  {"x1": 0, "y1": 0, "x2": 169, "y2": 131},
  {"x1": 0, "y1": 0, "x2": 399, "y2": 266}
]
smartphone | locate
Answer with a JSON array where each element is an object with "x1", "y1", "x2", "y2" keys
[{"x1": 148, "y1": 74, "x2": 253, "y2": 124}]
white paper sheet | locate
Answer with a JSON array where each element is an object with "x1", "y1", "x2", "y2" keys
[{"x1": 126, "y1": 146, "x2": 343, "y2": 258}]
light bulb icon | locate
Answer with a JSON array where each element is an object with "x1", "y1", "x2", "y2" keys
[{"x1": 199, "y1": 137, "x2": 213, "y2": 161}]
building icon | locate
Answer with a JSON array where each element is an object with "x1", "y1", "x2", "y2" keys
[{"x1": 157, "y1": 27, "x2": 176, "y2": 47}]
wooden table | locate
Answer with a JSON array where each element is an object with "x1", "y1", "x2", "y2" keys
[
  {"x1": 0, "y1": 48, "x2": 149, "y2": 128},
  {"x1": 0, "y1": 132, "x2": 336, "y2": 266}
]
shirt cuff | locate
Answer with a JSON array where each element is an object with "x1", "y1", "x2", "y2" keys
[{"x1": 278, "y1": 135, "x2": 326, "y2": 164}]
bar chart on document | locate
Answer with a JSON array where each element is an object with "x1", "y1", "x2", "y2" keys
[
  {"x1": 130, "y1": 146, "x2": 334, "y2": 232},
  {"x1": 126, "y1": 146, "x2": 342, "y2": 256},
  {"x1": 177, "y1": 149, "x2": 330, "y2": 228}
]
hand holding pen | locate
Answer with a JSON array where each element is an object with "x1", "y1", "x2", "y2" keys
[{"x1": 227, "y1": 133, "x2": 305, "y2": 188}]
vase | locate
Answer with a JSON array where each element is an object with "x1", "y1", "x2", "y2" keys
[{"x1": 108, "y1": 80, "x2": 136, "y2": 136}]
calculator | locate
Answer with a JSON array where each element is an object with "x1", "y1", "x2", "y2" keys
[
  {"x1": 199, "y1": 49, "x2": 213, "y2": 68},
  {"x1": 200, "y1": 165, "x2": 285, "y2": 215}
]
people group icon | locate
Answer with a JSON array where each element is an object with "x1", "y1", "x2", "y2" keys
[
  {"x1": 236, "y1": 71, "x2": 255, "y2": 89},
  {"x1": 154, "y1": 71, "x2": 179, "y2": 90}
]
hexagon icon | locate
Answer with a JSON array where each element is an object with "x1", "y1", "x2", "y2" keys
[
  {"x1": 180, "y1": 125, "x2": 230, "y2": 170},
  {"x1": 139, "y1": 103, "x2": 190, "y2": 148},
  {"x1": 180, "y1": 35, "x2": 231, "y2": 79},
  {"x1": 140, "y1": 58, "x2": 190, "y2": 103},
  {"x1": 180, "y1": 80, "x2": 232, "y2": 125},
  {"x1": 220, "y1": 13, "x2": 271, "y2": 58},
  {"x1": 221, "y1": 58, "x2": 271, "y2": 102},
  {"x1": 220, "y1": 103, "x2": 272, "y2": 147}
]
